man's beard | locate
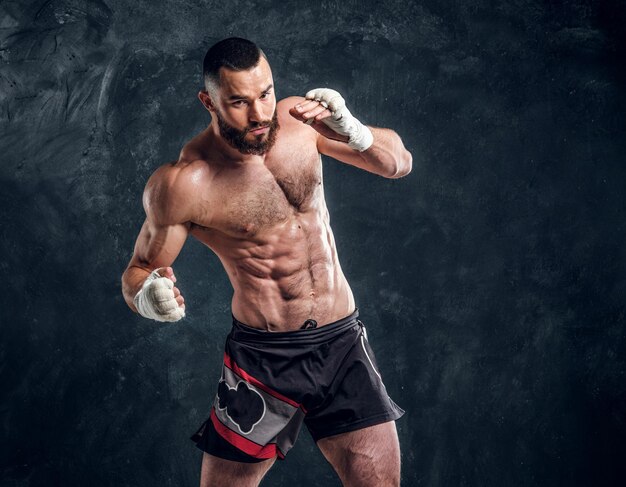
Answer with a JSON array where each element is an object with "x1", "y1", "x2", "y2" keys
[{"x1": 215, "y1": 109, "x2": 280, "y2": 155}]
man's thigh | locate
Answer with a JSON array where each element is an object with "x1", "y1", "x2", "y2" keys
[
  {"x1": 200, "y1": 453, "x2": 276, "y2": 487},
  {"x1": 316, "y1": 421, "x2": 401, "y2": 487}
]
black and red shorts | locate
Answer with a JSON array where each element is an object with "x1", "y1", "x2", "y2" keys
[{"x1": 190, "y1": 308, "x2": 405, "y2": 462}]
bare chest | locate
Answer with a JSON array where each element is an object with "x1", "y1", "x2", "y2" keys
[{"x1": 196, "y1": 143, "x2": 323, "y2": 237}]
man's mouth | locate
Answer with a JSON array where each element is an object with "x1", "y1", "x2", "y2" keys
[{"x1": 249, "y1": 126, "x2": 269, "y2": 135}]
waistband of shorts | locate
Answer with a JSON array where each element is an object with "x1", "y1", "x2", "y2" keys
[{"x1": 230, "y1": 308, "x2": 361, "y2": 345}]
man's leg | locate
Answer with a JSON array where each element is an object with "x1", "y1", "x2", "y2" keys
[
  {"x1": 200, "y1": 453, "x2": 276, "y2": 487},
  {"x1": 316, "y1": 421, "x2": 401, "y2": 487}
]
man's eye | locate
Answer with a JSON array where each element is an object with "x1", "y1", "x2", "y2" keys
[
  {"x1": 261, "y1": 92, "x2": 271, "y2": 99},
  {"x1": 233, "y1": 100, "x2": 246, "y2": 106}
]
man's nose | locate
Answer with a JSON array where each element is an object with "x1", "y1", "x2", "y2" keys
[{"x1": 248, "y1": 100, "x2": 264, "y2": 123}]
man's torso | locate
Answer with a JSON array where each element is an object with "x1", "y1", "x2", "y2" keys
[{"x1": 165, "y1": 98, "x2": 355, "y2": 330}]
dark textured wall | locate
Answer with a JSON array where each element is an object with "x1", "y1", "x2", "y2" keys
[{"x1": 2, "y1": 0, "x2": 625, "y2": 486}]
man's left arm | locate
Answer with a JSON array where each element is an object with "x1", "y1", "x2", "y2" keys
[
  {"x1": 319, "y1": 125, "x2": 413, "y2": 179},
  {"x1": 288, "y1": 90, "x2": 413, "y2": 179}
]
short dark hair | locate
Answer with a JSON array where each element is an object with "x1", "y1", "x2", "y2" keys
[{"x1": 202, "y1": 37, "x2": 266, "y2": 93}]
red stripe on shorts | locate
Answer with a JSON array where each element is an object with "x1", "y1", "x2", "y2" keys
[{"x1": 210, "y1": 407, "x2": 277, "y2": 459}]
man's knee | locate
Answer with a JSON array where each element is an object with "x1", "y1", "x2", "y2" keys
[{"x1": 199, "y1": 453, "x2": 276, "y2": 487}]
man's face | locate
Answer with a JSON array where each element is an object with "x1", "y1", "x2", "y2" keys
[
  {"x1": 210, "y1": 56, "x2": 279, "y2": 155},
  {"x1": 214, "y1": 106, "x2": 279, "y2": 156}
]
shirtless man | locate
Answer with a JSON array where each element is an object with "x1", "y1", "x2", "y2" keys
[{"x1": 121, "y1": 37, "x2": 412, "y2": 487}]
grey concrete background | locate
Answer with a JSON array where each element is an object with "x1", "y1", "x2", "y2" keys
[{"x1": 1, "y1": 0, "x2": 625, "y2": 485}]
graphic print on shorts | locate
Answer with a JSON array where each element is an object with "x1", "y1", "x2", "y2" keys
[
  {"x1": 217, "y1": 380, "x2": 266, "y2": 435},
  {"x1": 211, "y1": 353, "x2": 306, "y2": 458}
]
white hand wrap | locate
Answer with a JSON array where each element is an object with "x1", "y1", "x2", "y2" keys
[
  {"x1": 305, "y1": 88, "x2": 374, "y2": 152},
  {"x1": 133, "y1": 268, "x2": 185, "y2": 322}
]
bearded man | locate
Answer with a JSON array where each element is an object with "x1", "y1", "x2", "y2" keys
[{"x1": 121, "y1": 37, "x2": 412, "y2": 487}]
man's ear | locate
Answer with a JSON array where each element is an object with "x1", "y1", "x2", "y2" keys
[{"x1": 198, "y1": 90, "x2": 215, "y2": 112}]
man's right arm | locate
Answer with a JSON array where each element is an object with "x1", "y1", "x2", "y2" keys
[{"x1": 121, "y1": 164, "x2": 195, "y2": 315}]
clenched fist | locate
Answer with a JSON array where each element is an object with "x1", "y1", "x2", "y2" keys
[
  {"x1": 290, "y1": 88, "x2": 373, "y2": 152},
  {"x1": 133, "y1": 267, "x2": 186, "y2": 322}
]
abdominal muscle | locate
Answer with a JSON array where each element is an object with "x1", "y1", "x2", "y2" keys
[
  {"x1": 190, "y1": 207, "x2": 356, "y2": 331},
  {"x1": 181, "y1": 101, "x2": 355, "y2": 330}
]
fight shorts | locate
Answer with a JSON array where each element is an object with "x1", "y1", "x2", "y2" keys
[{"x1": 190, "y1": 308, "x2": 405, "y2": 462}]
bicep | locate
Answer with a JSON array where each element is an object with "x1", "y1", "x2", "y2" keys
[
  {"x1": 128, "y1": 217, "x2": 190, "y2": 271},
  {"x1": 128, "y1": 166, "x2": 193, "y2": 271}
]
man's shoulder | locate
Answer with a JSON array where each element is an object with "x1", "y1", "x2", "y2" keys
[
  {"x1": 150, "y1": 129, "x2": 218, "y2": 190},
  {"x1": 143, "y1": 160, "x2": 208, "y2": 224},
  {"x1": 276, "y1": 96, "x2": 318, "y2": 143},
  {"x1": 277, "y1": 96, "x2": 305, "y2": 117},
  {"x1": 147, "y1": 159, "x2": 209, "y2": 192},
  {"x1": 278, "y1": 95, "x2": 305, "y2": 106}
]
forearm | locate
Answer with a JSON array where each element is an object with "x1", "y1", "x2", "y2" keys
[
  {"x1": 121, "y1": 265, "x2": 151, "y2": 313},
  {"x1": 360, "y1": 127, "x2": 413, "y2": 179}
]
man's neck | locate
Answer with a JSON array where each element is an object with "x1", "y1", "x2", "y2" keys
[{"x1": 205, "y1": 123, "x2": 266, "y2": 165}]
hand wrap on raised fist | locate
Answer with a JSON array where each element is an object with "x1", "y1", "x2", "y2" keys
[{"x1": 305, "y1": 88, "x2": 374, "y2": 152}]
